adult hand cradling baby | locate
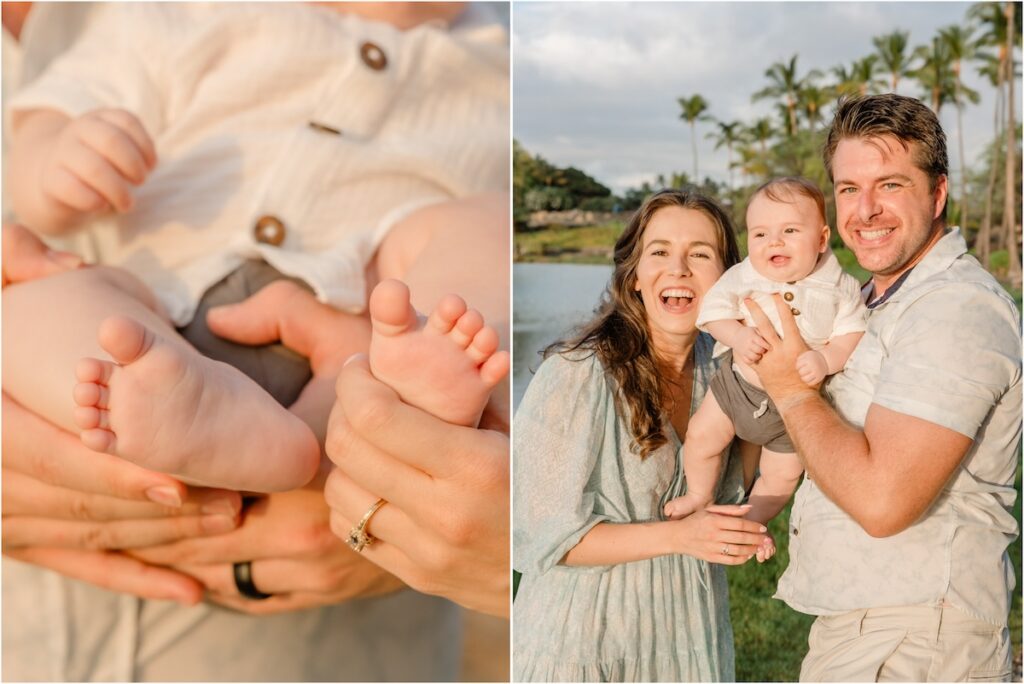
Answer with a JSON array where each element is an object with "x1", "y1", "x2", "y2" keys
[{"x1": 1, "y1": 224, "x2": 241, "y2": 605}]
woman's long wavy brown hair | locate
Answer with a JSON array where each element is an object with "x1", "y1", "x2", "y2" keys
[{"x1": 544, "y1": 189, "x2": 740, "y2": 458}]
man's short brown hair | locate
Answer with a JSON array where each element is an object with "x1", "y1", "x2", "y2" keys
[{"x1": 822, "y1": 94, "x2": 948, "y2": 191}]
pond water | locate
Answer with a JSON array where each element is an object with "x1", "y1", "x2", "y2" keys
[{"x1": 512, "y1": 262, "x2": 613, "y2": 410}]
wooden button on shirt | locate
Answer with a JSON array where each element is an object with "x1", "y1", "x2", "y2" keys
[
  {"x1": 254, "y1": 216, "x2": 286, "y2": 246},
  {"x1": 783, "y1": 292, "x2": 794, "y2": 301},
  {"x1": 360, "y1": 42, "x2": 387, "y2": 70}
]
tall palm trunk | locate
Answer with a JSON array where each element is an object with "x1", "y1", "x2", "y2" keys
[
  {"x1": 954, "y1": 62, "x2": 969, "y2": 236},
  {"x1": 690, "y1": 120, "x2": 699, "y2": 181},
  {"x1": 979, "y1": 81, "x2": 1003, "y2": 267},
  {"x1": 1003, "y1": 2, "x2": 1020, "y2": 288}
]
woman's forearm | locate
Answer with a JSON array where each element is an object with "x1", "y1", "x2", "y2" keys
[{"x1": 562, "y1": 520, "x2": 674, "y2": 566}]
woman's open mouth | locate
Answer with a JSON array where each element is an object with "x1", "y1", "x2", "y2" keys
[{"x1": 659, "y1": 287, "x2": 695, "y2": 313}]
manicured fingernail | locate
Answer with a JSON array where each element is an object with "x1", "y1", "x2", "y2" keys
[
  {"x1": 760, "y1": 525, "x2": 767, "y2": 532},
  {"x1": 146, "y1": 486, "x2": 183, "y2": 508},
  {"x1": 200, "y1": 496, "x2": 238, "y2": 515},
  {"x1": 201, "y1": 514, "x2": 237, "y2": 534}
]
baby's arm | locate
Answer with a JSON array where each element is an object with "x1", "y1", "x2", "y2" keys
[
  {"x1": 796, "y1": 331, "x2": 864, "y2": 386},
  {"x1": 9, "y1": 108, "x2": 156, "y2": 235},
  {"x1": 704, "y1": 319, "x2": 770, "y2": 365}
]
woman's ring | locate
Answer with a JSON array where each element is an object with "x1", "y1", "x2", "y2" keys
[
  {"x1": 347, "y1": 498, "x2": 387, "y2": 552},
  {"x1": 233, "y1": 560, "x2": 273, "y2": 600},
  {"x1": 721, "y1": 545, "x2": 732, "y2": 556}
]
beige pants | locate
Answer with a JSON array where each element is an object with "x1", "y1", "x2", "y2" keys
[{"x1": 800, "y1": 604, "x2": 1012, "y2": 682}]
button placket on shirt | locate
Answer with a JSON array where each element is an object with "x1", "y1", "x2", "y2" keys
[{"x1": 247, "y1": 32, "x2": 399, "y2": 249}]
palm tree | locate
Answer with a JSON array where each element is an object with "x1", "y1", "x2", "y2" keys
[
  {"x1": 1001, "y1": 2, "x2": 1019, "y2": 288},
  {"x1": 970, "y1": 0, "x2": 1022, "y2": 278},
  {"x1": 753, "y1": 55, "x2": 805, "y2": 136},
  {"x1": 939, "y1": 25, "x2": 981, "y2": 235},
  {"x1": 678, "y1": 94, "x2": 711, "y2": 181},
  {"x1": 911, "y1": 37, "x2": 957, "y2": 113},
  {"x1": 873, "y1": 30, "x2": 913, "y2": 91},
  {"x1": 799, "y1": 82, "x2": 831, "y2": 133},
  {"x1": 832, "y1": 56, "x2": 886, "y2": 98},
  {"x1": 706, "y1": 119, "x2": 743, "y2": 191},
  {"x1": 746, "y1": 117, "x2": 776, "y2": 157},
  {"x1": 974, "y1": 51, "x2": 1004, "y2": 266}
]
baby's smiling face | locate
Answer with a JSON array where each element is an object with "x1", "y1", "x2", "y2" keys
[{"x1": 745, "y1": 192, "x2": 830, "y2": 283}]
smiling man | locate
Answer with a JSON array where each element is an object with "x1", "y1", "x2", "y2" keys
[{"x1": 747, "y1": 94, "x2": 1021, "y2": 681}]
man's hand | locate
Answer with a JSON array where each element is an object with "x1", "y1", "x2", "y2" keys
[{"x1": 744, "y1": 294, "x2": 819, "y2": 405}]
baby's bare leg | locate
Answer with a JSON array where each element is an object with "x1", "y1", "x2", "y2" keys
[
  {"x1": 367, "y1": 193, "x2": 510, "y2": 425},
  {"x1": 3, "y1": 266, "x2": 171, "y2": 432},
  {"x1": 3, "y1": 266, "x2": 319, "y2": 491},
  {"x1": 664, "y1": 389, "x2": 736, "y2": 519},
  {"x1": 746, "y1": 448, "x2": 803, "y2": 525}
]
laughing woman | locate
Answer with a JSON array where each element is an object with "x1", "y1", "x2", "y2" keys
[{"x1": 513, "y1": 189, "x2": 769, "y2": 682}]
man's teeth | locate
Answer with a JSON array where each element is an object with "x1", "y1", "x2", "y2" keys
[{"x1": 860, "y1": 227, "x2": 894, "y2": 240}]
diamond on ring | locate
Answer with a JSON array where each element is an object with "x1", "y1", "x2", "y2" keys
[{"x1": 346, "y1": 498, "x2": 387, "y2": 552}]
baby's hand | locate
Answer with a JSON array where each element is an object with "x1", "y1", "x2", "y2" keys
[
  {"x1": 733, "y1": 326, "x2": 770, "y2": 365},
  {"x1": 664, "y1": 493, "x2": 708, "y2": 520},
  {"x1": 39, "y1": 108, "x2": 157, "y2": 217},
  {"x1": 755, "y1": 533, "x2": 776, "y2": 563},
  {"x1": 796, "y1": 350, "x2": 828, "y2": 385}
]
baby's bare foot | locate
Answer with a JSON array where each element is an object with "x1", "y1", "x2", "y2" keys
[
  {"x1": 368, "y1": 279, "x2": 509, "y2": 427},
  {"x1": 73, "y1": 315, "x2": 320, "y2": 491},
  {"x1": 663, "y1": 493, "x2": 705, "y2": 520}
]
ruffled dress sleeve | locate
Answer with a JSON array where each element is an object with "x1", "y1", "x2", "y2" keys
[{"x1": 512, "y1": 352, "x2": 615, "y2": 574}]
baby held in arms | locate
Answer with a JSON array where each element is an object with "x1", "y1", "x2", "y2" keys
[{"x1": 664, "y1": 177, "x2": 867, "y2": 557}]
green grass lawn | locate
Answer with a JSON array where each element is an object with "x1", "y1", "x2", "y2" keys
[
  {"x1": 514, "y1": 223, "x2": 623, "y2": 264},
  {"x1": 729, "y1": 468, "x2": 1023, "y2": 681}
]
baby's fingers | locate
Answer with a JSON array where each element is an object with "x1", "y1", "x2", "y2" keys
[
  {"x1": 41, "y1": 165, "x2": 109, "y2": 214},
  {"x1": 59, "y1": 142, "x2": 135, "y2": 212},
  {"x1": 76, "y1": 115, "x2": 151, "y2": 185},
  {"x1": 94, "y1": 109, "x2": 157, "y2": 169}
]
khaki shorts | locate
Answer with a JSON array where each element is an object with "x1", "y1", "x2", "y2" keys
[
  {"x1": 800, "y1": 603, "x2": 1012, "y2": 682},
  {"x1": 708, "y1": 351, "x2": 795, "y2": 452}
]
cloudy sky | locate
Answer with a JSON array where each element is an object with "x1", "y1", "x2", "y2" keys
[{"x1": 513, "y1": 2, "x2": 1017, "y2": 194}]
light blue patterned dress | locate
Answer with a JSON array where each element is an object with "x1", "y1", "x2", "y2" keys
[{"x1": 513, "y1": 333, "x2": 745, "y2": 682}]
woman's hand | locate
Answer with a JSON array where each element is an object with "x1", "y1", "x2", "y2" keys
[
  {"x1": 324, "y1": 355, "x2": 510, "y2": 617},
  {"x1": 128, "y1": 488, "x2": 404, "y2": 615},
  {"x1": 670, "y1": 504, "x2": 768, "y2": 565},
  {"x1": 2, "y1": 223, "x2": 239, "y2": 604},
  {"x1": 2, "y1": 393, "x2": 243, "y2": 604}
]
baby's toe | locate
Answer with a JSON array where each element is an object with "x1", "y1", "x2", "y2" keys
[
  {"x1": 479, "y1": 350, "x2": 509, "y2": 387},
  {"x1": 76, "y1": 358, "x2": 113, "y2": 384},
  {"x1": 72, "y1": 382, "x2": 109, "y2": 408},
  {"x1": 427, "y1": 294, "x2": 468, "y2": 334},
  {"x1": 98, "y1": 316, "x2": 153, "y2": 365},
  {"x1": 81, "y1": 428, "x2": 116, "y2": 454},
  {"x1": 466, "y1": 326, "x2": 499, "y2": 364},
  {"x1": 74, "y1": 405, "x2": 109, "y2": 430},
  {"x1": 368, "y1": 279, "x2": 417, "y2": 336},
  {"x1": 449, "y1": 309, "x2": 484, "y2": 348}
]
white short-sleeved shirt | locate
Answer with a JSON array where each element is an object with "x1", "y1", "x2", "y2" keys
[
  {"x1": 775, "y1": 229, "x2": 1022, "y2": 627},
  {"x1": 10, "y1": 2, "x2": 509, "y2": 325},
  {"x1": 697, "y1": 249, "x2": 867, "y2": 356}
]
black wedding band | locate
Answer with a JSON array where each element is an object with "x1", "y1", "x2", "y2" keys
[{"x1": 233, "y1": 560, "x2": 272, "y2": 600}]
